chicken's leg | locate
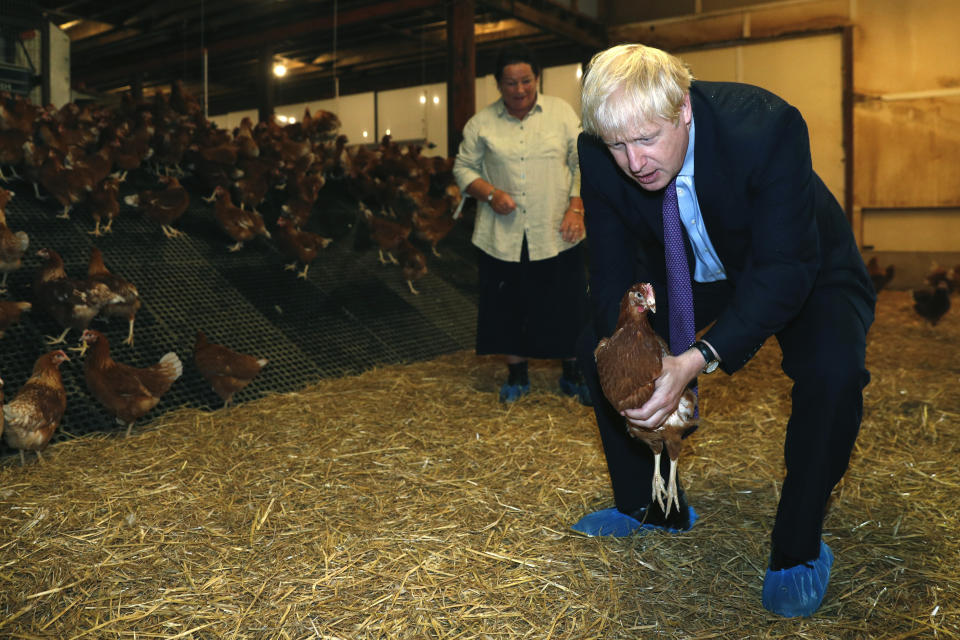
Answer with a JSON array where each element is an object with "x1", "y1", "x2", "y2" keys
[
  {"x1": 650, "y1": 451, "x2": 667, "y2": 512},
  {"x1": 124, "y1": 317, "x2": 136, "y2": 346},
  {"x1": 664, "y1": 457, "x2": 680, "y2": 517},
  {"x1": 44, "y1": 327, "x2": 71, "y2": 346}
]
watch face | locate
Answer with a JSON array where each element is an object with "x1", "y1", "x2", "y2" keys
[{"x1": 703, "y1": 359, "x2": 719, "y2": 374}]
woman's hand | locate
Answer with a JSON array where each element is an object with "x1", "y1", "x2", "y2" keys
[
  {"x1": 489, "y1": 189, "x2": 517, "y2": 215},
  {"x1": 559, "y1": 207, "x2": 584, "y2": 242}
]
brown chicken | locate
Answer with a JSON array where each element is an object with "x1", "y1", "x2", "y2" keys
[
  {"x1": 123, "y1": 175, "x2": 190, "y2": 238},
  {"x1": 362, "y1": 205, "x2": 410, "y2": 264},
  {"x1": 80, "y1": 329, "x2": 183, "y2": 436},
  {"x1": 866, "y1": 256, "x2": 895, "y2": 293},
  {"x1": 211, "y1": 185, "x2": 270, "y2": 251},
  {"x1": 87, "y1": 247, "x2": 141, "y2": 345},
  {"x1": 37, "y1": 148, "x2": 96, "y2": 219},
  {"x1": 194, "y1": 329, "x2": 268, "y2": 408},
  {"x1": 34, "y1": 247, "x2": 121, "y2": 347},
  {"x1": 594, "y1": 283, "x2": 698, "y2": 516},
  {"x1": 0, "y1": 187, "x2": 29, "y2": 291},
  {"x1": 275, "y1": 216, "x2": 332, "y2": 279},
  {"x1": 398, "y1": 239, "x2": 428, "y2": 295},
  {"x1": 86, "y1": 177, "x2": 121, "y2": 236},
  {"x1": 3, "y1": 350, "x2": 70, "y2": 465},
  {"x1": 0, "y1": 300, "x2": 31, "y2": 337}
]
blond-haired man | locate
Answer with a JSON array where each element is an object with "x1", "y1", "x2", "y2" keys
[{"x1": 572, "y1": 43, "x2": 876, "y2": 618}]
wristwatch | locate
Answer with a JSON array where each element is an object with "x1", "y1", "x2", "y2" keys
[
  {"x1": 486, "y1": 189, "x2": 496, "y2": 202},
  {"x1": 692, "y1": 340, "x2": 719, "y2": 374}
]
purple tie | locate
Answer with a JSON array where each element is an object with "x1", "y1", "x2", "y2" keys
[
  {"x1": 663, "y1": 177, "x2": 699, "y2": 416},
  {"x1": 662, "y1": 177, "x2": 696, "y2": 357}
]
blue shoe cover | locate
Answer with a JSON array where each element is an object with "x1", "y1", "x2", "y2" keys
[
  {"x1": 762, "y1": 540, "x2": 834, "y2": 617},
  {"x1": 499, "y1": 382, "x2": 530, "y2": 403},
  {"x1": 571, "y1": 505, "x2": 698, "y2": 537},
  {"x1": 558, "y1": 377, "x2": 593, "y2": 406}
]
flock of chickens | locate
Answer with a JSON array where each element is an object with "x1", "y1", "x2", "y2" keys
[
  {"x1": 867, "y1": 256, "x2": 958, "y2": 326},
  {"x1": 0, "y1": 83, "x2": 467, "y2": 464}
]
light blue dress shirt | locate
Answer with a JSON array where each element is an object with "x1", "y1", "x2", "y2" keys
[{"x1": 676, "y1": 117, "x2": 727, "y2": 283}]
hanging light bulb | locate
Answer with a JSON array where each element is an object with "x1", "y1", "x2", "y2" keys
[
  {"x1": 419, "y1": 94, "x2": 426, "y2": 105},
  {"x1": 576, "y1": 63, "x2": 583, "y2": 80},
  {"x1": 432, "y1": 95, "x2": 439, "y2": 105},
  {"x1": 273, "y1": 63, "x2": 287, "y2": 77},
  {"x1": 385, "y1": 128, "x2": 391, "y2": 136},
  {"x1": 362, "y1": 130, "x2": 369, "y2": 138}
]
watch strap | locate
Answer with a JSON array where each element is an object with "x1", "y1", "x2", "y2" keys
[{"x1": 692, "y1": 340, "x2": 719, "y2": 373}]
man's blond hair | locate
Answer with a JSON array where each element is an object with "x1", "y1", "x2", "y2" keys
[{"x1": 580, "y1": 44, "x2": 694, "y2": 139}]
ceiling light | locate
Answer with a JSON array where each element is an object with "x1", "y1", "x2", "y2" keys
[
  {"x1": 432, "y1": 95, "x2": 440, "y2": 105},
  {"x1": 419, "y1": 94, "x2": 426, "y2": 105},
  {"x1": 273, "y1": 63, "x2": 287, "y2": 77}
]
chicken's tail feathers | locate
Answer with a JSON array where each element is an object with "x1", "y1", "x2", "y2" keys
[
  {"x1": 159, "y1": 352, "x2": 184, "y2": 380},
  {"x1": 123, "y1": 194, "x2": 140, "y2": 207}
]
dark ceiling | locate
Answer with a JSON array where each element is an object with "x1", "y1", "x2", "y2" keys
[{"x1": 16, "y1": 0, "x2": 608, "y2": 116}]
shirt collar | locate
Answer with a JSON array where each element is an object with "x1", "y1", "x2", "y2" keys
[
  {"x1": 680, "y1": 114, "x2": 695, "y2": 177},
  {"x1": 496, "y1": 96, "x2": 543, "y2": 120}
]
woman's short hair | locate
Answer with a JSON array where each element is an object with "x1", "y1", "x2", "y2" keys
[
  {"x1": 580, "y1": 44, "x2": 693, "y2": 139},
  {"x1": 494, "y1": 43, "x2": 541, "y2": 83}
]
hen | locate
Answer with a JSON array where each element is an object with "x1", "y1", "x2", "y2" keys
[
  {"x1": 866, "y1": 256, "x2": 895, "y2": 293},
  {"x1": 0, "y1": 300, "x2": 31, "y2": 337},
  {"x1": 123, "y1": 175, "x2": 190, "y2": 238},
  {"x1": 211, "y1": 185, "x2": 270, "y2": 251},
  {"x1": 33, "y1": 248, "x2": 120, "y2": 348},
  {"x1": 80, "y1": 329, "x2": 183, "y2": 436},
  {"x1": 194, "y1": 329, "x2": 268, "y2": 408},
  {"x1": 362, "y1": 205, "x2": 410, "y2": 265},
  {"x1": 274, "y1": 216, "x2": 332, "y2": 279},
  {"x1": 87, "y1": 247, "x2": 141, "y2": 345},
  {"x1": 0, "y1": 187, "x2": 29, "y2": 291},
  {"x1": 86, "y1": 177, "x2": 121, "y2": 236},
  {"x1": 3, "y1": 350, "x2": 70, "y2": 465},
  {"x1": 398, "y1": 239, "x2": 428, "y2": 295},
  {"x1": 594, "y1": 282, "x2": 699, "y2": 516},
  {"x1": 912, "y1": 281, "x2": 951, "y2": 326}
]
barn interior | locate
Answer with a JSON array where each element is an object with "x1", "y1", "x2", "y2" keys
[{"x1": 0, "y1": 1, "x2": 958, "y2": 638}]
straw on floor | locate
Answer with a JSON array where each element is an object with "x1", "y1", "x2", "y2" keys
[{"x1": 1, "y1": 289, "x2": 957, "y2": 639}]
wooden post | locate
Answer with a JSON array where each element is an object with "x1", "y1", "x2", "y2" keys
[
  {"x1": 446, "y1": 0, "x2": 475, "y2": 157},
  {"x1": 257, "y1": 47, "x2": 275, "y2": 125}
]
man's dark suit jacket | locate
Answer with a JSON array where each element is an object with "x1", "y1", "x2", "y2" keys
[{"x1": 578, "y1": 80, "x2": 875, "y2": 374}]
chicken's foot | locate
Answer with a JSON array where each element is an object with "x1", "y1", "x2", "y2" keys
[
  {"x1": 283, "y1": 262, "x2": 297, "y2": 272},
  {"x1": 88, "y1": 221, "x2": 103, "y2": 236},
  {"x1": 161, "y1": 225, "x2": 183, "y2": 238},
  {"x1": 650, "y1": 452, "x2": 667, "y2": 512},
  {"x1": 227, "y1": 241, "x2": 244, "y2": 252},
  {"x1": 44, "y1": 327, "x2": 71, "y2": 346},
  {"x1": 56, "y1": 206, "x2": 71, "y2": 219},
  {"x1": 297, "y1": 265, "x2": 310, "y2": 280},
  {"x1": 431, "y1": 246, "x2": 442, "y2": 258},
  {"x1": 664, "y1": 458, "x2": 681, "y2": 518},
  {"x1": 201, "y1": 190, "x2": 217, "y2": 203},
  {"x1": 406, "y1": 280, "x2": 420, "y2": 295}
]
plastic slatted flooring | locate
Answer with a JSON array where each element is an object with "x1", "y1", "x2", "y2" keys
[{"x1": 0, "y1": 175, "x2": 479, "y2": 458}]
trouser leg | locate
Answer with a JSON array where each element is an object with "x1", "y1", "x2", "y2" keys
[{"x1": 772, "y1": 288, "x2": 872, "y2": 561}]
